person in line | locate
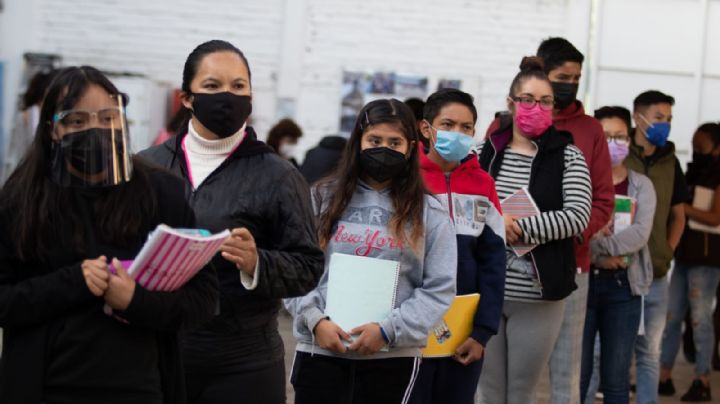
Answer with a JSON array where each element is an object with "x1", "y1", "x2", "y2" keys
[
  {"x1": 622, "y1": 90, "x2": 689, "y2": 404},
  {"x1": 659, "y1": 122, "x2": 720, "y2": 402},
  {"x1": 266, "y1": 117, "x2": 303, "y2": 167},
  {"x1": 299, "y1": 134, "x2": 347, "y2": 185},
  {"x1": 286, "y1": 98, "x2": 457, "y2": 404},
  {"x1": 580, "y1": 106, "x2": 656, "y2": 404},
  {"x1": 477, "y1": 57, "x2": 592, "y2": 404},
  {"x1": 409, "y1": 88, "x2": 506, "y2": 404},
  {"x1": 0, "y1": 65, "x2": 218, "y2": 404},
  {"x1": 537, "y1": 38, "x2": 615, "y2": 404},
  {"x1": 139, "y1": 40, "x2": 324, "y2": 404},
  {"x1": 2, "y1": 68, "x2": 57, "y2": 183}
]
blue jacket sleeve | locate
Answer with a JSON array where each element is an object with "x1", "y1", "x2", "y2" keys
[{"x1": 471, "y1": 224, "x2": 507, "y2": 346}]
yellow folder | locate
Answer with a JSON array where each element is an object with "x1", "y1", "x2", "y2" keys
[{"x1": 422, "y1": 293, "x2": 480, "y2": 358}]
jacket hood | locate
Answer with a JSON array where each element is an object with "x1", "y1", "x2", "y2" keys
[
  {"x1": 553, "y1": 100, "x2": 586, "y2": 122},
  {"x1": 419, "y1": 146, "x2": 480, "y2": 177},
  {"x1": 318, "y1": 136, "x2": 348, "y2": 150},
  {"x1": 165, "y1": 126, "x2": 274, "y2": 159}
]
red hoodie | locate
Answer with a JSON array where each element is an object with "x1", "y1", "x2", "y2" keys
[{"x1": 485, "y1": 101, "x2": 614, "y2": 273}]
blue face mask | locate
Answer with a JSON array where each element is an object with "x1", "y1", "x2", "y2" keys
[
  {"x1": 430, "y1": 125, "x2": 475, "y2": 162},
  {"x1": 639, "y1": 114, "x2": 671, "y2": 147}
]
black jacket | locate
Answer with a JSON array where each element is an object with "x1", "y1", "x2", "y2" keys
[
  {"x1": 676, "y1": 159, "x2": 720, "y2": 266},
  {"x1": 479, "y1": 120, "x2": 578, "y2": 300},
  {"x1": 138, "y1": 127, "x2": 324, "y2": 373},
  {"x1": 0, "y1": 167, "x2": 219, "y2": 404},
  {"x1": 299, "y1": 135, "x2": 347, "y2": 185}
]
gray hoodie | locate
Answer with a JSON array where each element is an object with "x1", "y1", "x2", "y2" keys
[
  {"x1": 285, "y1": 181, "x2": 457, "y2": 359},
  {"x1": 591, "y1": 170, "x2": 656, "y2": 296}
]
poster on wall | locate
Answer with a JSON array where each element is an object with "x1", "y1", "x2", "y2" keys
[
  {"x1": 437, "y1": 79, "x2": 462, "y2": 91},
  {"x1": 339, "y1": 71, "x2": 431, "y2": 134}
]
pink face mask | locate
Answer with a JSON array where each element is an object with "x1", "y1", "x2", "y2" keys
[
  {"x1": 608, "y1": 141, "x2": 629, "y2": 167},
  {"x1": 514, "y1": 103, "x2": 553, "y2": 138}
]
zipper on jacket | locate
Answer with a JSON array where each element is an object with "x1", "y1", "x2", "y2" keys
[{"x1": 445, "y1": 173, "x2": 454, "y2": 221}]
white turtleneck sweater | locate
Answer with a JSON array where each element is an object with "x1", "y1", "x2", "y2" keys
[
  {"x1": 184, "y1": 119, "x2": 259, "y2": 289},
  {"x1": 184, "y1": 120, "x2": 246, "y2": 189}
]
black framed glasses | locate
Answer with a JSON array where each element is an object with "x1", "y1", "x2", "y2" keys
[{"x1": 512, "y1": 96, "x2": 555, "y2": 111}]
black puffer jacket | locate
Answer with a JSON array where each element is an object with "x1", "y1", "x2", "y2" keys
[{"x1": 139, "y1": 127, "x2": 325, "y2": 373}]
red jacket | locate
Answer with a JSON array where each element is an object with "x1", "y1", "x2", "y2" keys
[
  {"x1": 485, "y1": 101, "x2": 614, "y2": 272},
  {"x1": 419, "y1": 148, "x2": 506, "y2": 345}
]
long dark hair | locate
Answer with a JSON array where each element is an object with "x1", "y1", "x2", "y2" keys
[
  {"x1": 316, "y1": 99, "x2": 426, "y2": 252},
  {"x1": 176, "y1": 40, "x2": 252, "y2": 136},
  {"x1": 0, "y1": 66, "x2": 157, "y2": 261}
]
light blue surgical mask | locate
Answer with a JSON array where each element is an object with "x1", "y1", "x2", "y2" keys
[{"x1": 427, "y1": 121, "x2": 475, "y2": 162}]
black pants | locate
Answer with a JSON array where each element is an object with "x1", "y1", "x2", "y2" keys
[
  {"x1": 407, "y1": 357, "x2": 484, "y2": 404},
  {"x1": 291, "y1": 351, "x2": 420, "y2": 404},
  {"x1": 186, "y1": 360, "x2": 286, "y2": 404}
]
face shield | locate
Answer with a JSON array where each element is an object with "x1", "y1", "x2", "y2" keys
[{"x1": 50, "y1": 94, "x2": 133, "y2": 187}]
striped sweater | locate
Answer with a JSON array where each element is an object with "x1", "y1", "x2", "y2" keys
[{"x1": 478, "y1": 142, "x2": 592, "y2": 301}]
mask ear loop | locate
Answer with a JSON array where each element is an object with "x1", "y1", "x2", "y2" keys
[{"x1": 637, "y1": 113, "x2": 655, "y2": 129}]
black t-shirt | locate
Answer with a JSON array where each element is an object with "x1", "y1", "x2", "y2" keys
[{"x1": 670, "y1": 158, "x2": 690, "y2": 206}]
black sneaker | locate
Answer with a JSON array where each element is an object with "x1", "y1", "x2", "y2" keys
[
  {"x1": 659, "y1": 378, "x2": 676, "y2": 396},
  {"x1": 681, "y1": 379, "x2": 711, "y2": 402}
]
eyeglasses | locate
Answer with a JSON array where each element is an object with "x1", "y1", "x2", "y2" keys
[
  {"x1": 53, "y1": 107, "x2": 123, "y2": 131},
  {"x1": 511, "y1": 96, "x2": 555, "y2": 111},
  {"x1": 606, "y1": 135, "x2": 630, "y2": 146}
]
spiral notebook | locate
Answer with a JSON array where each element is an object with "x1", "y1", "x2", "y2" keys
[
  {"x1": 500, "y1": 187, "x2": 540, "y2": 256},
  {"x1": 324, "y1": 253, "x2": 400, "y2": 333},
  {"x1": 127, "y1": 224, "x2": 230, "y2": 291}
]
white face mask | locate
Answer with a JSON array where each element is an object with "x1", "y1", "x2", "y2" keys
[{"x1": 279, "y1": 143, "x2": 297, "y2": 158}]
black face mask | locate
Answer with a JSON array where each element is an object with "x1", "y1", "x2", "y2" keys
[
  {"x1": 191, "y1": 92, "x2": 252, "y2": 138},
  {"x1": 359, "y1": 147, "x2": 408, "y2": 183},
  {"x1": 51, "y1": 128, "x2": 128, "y2": 187},
  {"x1": 551, "y1": 82, "x2": 579, "y2": 111},
  {"x1": 692, "y1": 152, "x2": 717, "y2": 167}
]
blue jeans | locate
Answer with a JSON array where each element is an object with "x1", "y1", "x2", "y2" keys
[
  {"x1": 581, "y1": 270, "x2": 641, "y2": 404},
  {"x1": 660, "y1": 263, "x2": 720, "y2": 376},
  {"x1": 634, "y1": 276, "x2": 669, "y2": 404}
]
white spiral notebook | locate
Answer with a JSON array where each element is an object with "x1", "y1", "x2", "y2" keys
[{"x1": 324, "y1": 253, "x2": 400, "y2": 333}]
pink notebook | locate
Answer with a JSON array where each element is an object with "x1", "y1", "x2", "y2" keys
[
  {"x1": 127, "y1": 224, "x2": 230, "y2": 291},
  {"x1": 500, "y1": 187, "x2": 540, "y2": 256}
]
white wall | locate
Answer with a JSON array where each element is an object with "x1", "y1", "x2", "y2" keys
[
  {"x1": 589, "y1": 0, "x2": 720, "y2": 169},
  {"x1": 0, "y1": 0, "x2": 41, "y2": 157},
  {"x1": 0, "y1": 0, "x2": 588, "y2": 160}
]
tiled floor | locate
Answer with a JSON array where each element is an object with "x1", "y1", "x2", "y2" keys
[{"x1": 279, "y1": 311, "x2": 720, "y2": 403}]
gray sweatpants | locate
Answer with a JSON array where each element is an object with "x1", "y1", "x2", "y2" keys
[{"x1": 478, "y1": 299, "x2": 565, "y2": 404}]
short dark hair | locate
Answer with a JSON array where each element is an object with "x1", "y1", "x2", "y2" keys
[
  {"x1": 22, "y1": 69, "x2": 58, "y2": 110},
  {"x1": 633, "y1": 90, "x2": 675, "y2": 112},
  {"x1": 537, "y1": 37, "x2": 585, "y2": 74},
  {"x1": 404, "y1": 98, "x2": 425, "y2": 121},
  {"x1": 423, "y1": 88, "x2": 477, "y2": 124},
  {"x1": 594, "y1": 106, "x2": 632, "y2": 133},
  {"x1": 266, "y1": 118, "x2": 302, "y2": 152}
]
